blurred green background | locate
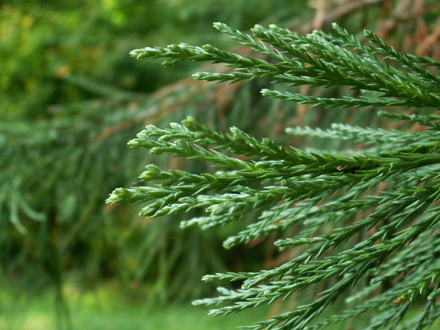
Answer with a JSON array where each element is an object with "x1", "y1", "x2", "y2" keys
[{"x1": 2, "y1": 1, "x2": 440, "y2": 329}]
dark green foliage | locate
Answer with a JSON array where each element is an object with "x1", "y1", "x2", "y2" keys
[
  {"x1": 1, "y1": 2, "x2": 314, "y2": 309},
  {"x1": 109, "y1": 23, "x2": 440, "y2": 329},
  {"x1": 4, "y1": 1, "x2": 440, "y2": 329}
]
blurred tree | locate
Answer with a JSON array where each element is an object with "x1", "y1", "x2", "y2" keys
[
  {"x1": 0, "y1": 0, "x2": 311, "y2": 118},
  {"x1": 0, "y1": 0, "x2": 310, "y2": 312}
]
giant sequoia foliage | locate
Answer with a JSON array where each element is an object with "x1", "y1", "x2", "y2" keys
[
  {"x1": 108, "y1": 22, "x2": 440, "y2": 329},
  {"x1": 4, "y1": 1, "x2": 440, "y2": 329}
]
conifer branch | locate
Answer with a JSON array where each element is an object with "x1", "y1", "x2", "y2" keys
[{"x1": 111, "y1": 21, "x2": 440, "y2": 329}]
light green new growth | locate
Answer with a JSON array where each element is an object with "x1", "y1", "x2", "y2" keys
[{"x1": 109, "y1": 22, "x2": 440, "y2": 329}]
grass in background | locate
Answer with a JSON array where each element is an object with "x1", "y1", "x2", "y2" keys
[
  {"x1": 2, "y1": 281, "x2": 439, "y2": 330},
  {"x1": 0, "y1": 281, "x2": 271, "y2": 330}
]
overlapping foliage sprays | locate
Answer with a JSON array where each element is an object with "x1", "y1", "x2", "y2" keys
[{"x1": 109, "y1": 22, "x2": 440, "y2": 329}]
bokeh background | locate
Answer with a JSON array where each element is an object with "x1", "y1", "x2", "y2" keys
[{"x1": 1, "y1": 1, "x2": 440, "y2": 329}]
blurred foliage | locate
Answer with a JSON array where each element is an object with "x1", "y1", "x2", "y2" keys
[
  {"x1": 1, "y1": 0, "x2": 309, "y2": 119},
  {"x1": 2, "y1": 0, "x2": 440, "y2": 328},
  {"x1": 0, "y1": 0, "x2": 309, "y2": 307}
]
